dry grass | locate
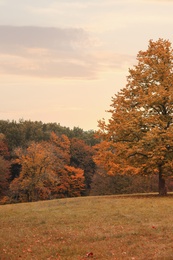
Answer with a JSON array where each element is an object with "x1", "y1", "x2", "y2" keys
[{"x1": 0, "y1": 194, "x2": 173, "y2": 259}]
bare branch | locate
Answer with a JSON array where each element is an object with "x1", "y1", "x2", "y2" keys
[{"x1": 128, "y1": 152, "x2": 148, "y2": 158}]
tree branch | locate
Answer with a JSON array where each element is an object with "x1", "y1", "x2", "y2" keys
[{"x1": 128, "y1": 152, "x2": 148, "y2": 158}]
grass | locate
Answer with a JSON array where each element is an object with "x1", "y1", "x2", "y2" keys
[{"x1": 0, "y1": 194, "x2": 173, "y2": 259}]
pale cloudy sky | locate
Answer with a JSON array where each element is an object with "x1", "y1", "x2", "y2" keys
[{"x1": 0, "y1": 0, "x2": 173, "y2": 130}]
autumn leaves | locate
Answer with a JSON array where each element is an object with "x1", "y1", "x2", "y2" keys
[
  {"x1": 94, "y1": 39, "x2": 173, "y2": 195},
  {"x1": 9, "y1": 133, "x2": 86, "y2": 202}
]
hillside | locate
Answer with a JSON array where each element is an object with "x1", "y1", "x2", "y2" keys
[{"x1": 0, "y1": 194, "x2": 173, "y2": 259}]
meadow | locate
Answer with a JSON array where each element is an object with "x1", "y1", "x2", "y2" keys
[{"x1": 0, "y1": 194, "x2": 173, "y2": 260}]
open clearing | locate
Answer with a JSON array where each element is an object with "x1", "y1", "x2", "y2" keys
[{"x1": 0, "y1": 194, "x2": 173, "y2": 259}]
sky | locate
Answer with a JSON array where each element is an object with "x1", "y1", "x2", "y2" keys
[{"x1": 1, "y1": 0, "x2": 173, "y2": 130}]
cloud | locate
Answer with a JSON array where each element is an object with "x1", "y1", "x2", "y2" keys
[
  {"x1": 0, "y1": 26, "x2": 134, "y2": 79},
  {"x1": 0, "y1": 26, "x2": 88, "y2": 52},
  {"x1": 0, "y1": 26, "x2": 96, "y2": 78}
]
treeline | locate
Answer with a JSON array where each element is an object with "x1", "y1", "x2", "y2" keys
[
  {"x1": 0, "y1": 119, "x2": 168, "y2": 204},
  {"x1": 0, "y1": 119, "x2": 98, "y2": 150}
]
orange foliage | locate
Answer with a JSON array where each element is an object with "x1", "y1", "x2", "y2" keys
[
  {"x1": 56, "y1": 165, "x2": 84, "y2": 197},
  {"x1": 50, "y1": 132, "x2": 70, "y2": 165},
  {"x1": 70, "y1": 138, "x2": 96, "y2": 194},
  {"x1": 95, "y1": 39, "x2": 173, "y2": 195},
  {"x1": 10, "y1": 133, "x2": 85, "y2": 202},
  {"x1": 10, "y1": 141, "x2": 59, "y2": 202}
]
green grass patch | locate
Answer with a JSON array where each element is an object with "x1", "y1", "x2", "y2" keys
[{"x1": 0, "y1": 194, "x2": 173, "y2": 259}]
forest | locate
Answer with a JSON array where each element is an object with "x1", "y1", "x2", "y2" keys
[
  {"x1": 0, "y1": 119, "x2": 162, "y2": 204},
  {"x1": 1, "y1": 38, "x2": 173, "y2": 204}
]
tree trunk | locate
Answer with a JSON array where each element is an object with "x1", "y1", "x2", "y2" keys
[{"x1": 158, "y1": 166, "x2": 167, "y2": 196}]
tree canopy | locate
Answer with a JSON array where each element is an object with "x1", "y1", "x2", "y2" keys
[
  {"x1": 10, "y1": 133, "x2": 85, "y2": 202},
  {"x1": 94, "y1": 38, "x2": 173, "y2": 195}
]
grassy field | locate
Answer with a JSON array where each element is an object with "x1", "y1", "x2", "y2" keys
[{"x1": 0, "y1": 194, "x2": 173, "y2": 260}]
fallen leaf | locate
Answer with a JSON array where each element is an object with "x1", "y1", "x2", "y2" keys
[{"x1": 86, "y1": 252, "x2": 93, "y2": 258}]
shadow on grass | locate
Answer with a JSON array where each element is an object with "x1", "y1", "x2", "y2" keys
[{"x1": 101, "y1": 192, "x2": 173, "y2": 199}]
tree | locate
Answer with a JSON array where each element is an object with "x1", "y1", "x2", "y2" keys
[
  {"x1": 10, "y1": 141, "x2": 59, "y2": 202},
  {"x1": 0, "y1": 120, "x2": 26, "y2": 151},
  {"x1": 70, "y1": 138, "x2": 96, "y2": 195},
  {"x1": 49, "y1": 133, "x2": 85, "y2": 197},
  {"x1": 0, "y1": 156, "x2": 10, "y2": 198},
  {"x1": 0, "y1": 134, "x2": 10, "y2": 199},
  {"x1": 10, "y1": 133, "x2": 85, "y2": 202},
  {"x1": 94, "y1": 39, "x2": 173, "y2": 196},
  {"x1": 0, "y1": 133, "x2": 9, "y2": 158},
  {"x1": 56, "y1": 165, "x2": 85, "y2": 197}
]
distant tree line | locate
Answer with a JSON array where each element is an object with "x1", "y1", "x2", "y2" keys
[{"x1": 0, "y1": 119, "x2": 98, "y2": 150}]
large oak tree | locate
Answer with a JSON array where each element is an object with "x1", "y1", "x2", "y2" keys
[{"x1": 94, "y1": 39, "x2": 173, "y2": 195}]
